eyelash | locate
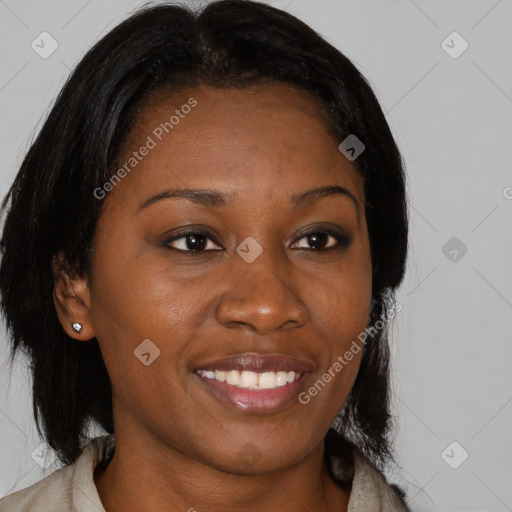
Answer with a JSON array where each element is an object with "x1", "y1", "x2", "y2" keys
[{"x1": 162, "y1": 228, "x2": 352, "y2": 253}]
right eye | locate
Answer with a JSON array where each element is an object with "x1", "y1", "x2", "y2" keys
[{"x1": 164, "y1": 230, "x2": 223, "y2": 253}]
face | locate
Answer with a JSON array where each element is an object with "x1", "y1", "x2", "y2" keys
[{"x1": 64, "y1": 83, "x2": 372, "y2": 473}]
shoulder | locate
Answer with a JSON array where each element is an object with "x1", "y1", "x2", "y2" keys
[
  {"x1": 0, "y1": 465, "x2": 73, "y2": 512},
  {"x1": 324, "y1": 429, "x2": 411, "y2": 512},
  {"x1": 0, "y1": 435, "x2": 115, "y2": 512},
  {"x1": 349, "y1": 450, "x2": 410, "y2": 511}
]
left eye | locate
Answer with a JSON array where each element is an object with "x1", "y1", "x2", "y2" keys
[{"x1": 292, "y1": 229, "x2": 352, "y2": 251}]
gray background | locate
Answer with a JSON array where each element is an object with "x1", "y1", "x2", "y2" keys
[{"x1": 1, "y1": 0, "x2": 511, "y2": 510}]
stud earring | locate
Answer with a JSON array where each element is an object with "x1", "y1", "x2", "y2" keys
[{"x1": 72, "y1": 322, "x2": 83, "y2": 334}]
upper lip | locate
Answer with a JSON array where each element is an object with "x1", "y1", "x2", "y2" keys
[{"x1": 193, "y1": 353, "x2": 315, "y2": 374}]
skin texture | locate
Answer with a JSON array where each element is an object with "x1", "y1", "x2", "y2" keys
[{"x1": 53, "y1": 83, "x2": 373, "y2": 512}]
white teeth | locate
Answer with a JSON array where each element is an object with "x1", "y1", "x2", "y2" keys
[
  {"x1": 197, "y1": 370, "x2": 301, "y2": 389},
  {"x1": 225, "y1": 370, "x2": 239, "y2": 385},
  {"x1": 276, "y1": 371, "x2": 288, "y2": 386},
  {"x1": 214, "y1": 370, "x2": 226, "y2": 382},
  {"x1": 258, "y1": 372, "x2": 277, "y2": 389},
  {"x1": 239, "y1": 370, "x2": 258, "y2": 388}
]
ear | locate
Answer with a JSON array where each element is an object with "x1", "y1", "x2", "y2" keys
[{"x1": 52, "y1": 252, "x2": 95, "y2": 341}]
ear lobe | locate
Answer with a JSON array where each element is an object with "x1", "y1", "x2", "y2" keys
[{"x1": 52, "y1": 252, "x2": 95, "y2": 340}]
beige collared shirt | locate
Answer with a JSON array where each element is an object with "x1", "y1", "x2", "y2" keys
[{"x1": 0, "y1": 434, "x2": 409, "y2": 511}]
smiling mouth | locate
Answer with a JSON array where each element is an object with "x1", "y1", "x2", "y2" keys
[
  {"x1": 195, "y1": 369, "x2": 302, "y2": 390},
  {"x1": 192, "y1": 353, "x2": 314, "y2": 412}
]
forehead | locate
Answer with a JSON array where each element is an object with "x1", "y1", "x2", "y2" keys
[{"x1": 105, "y1": 83, "x2": 364, "y2": 212}]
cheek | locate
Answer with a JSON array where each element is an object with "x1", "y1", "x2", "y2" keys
[
  {"x1": 87, "y1": 220, "x2": 179, "y2": 377},
  {"x1": 303, "y1": 253, "x2": 371, "y2": 407},
  {"x1": 88, "y1": 228, "x2": 216, "y2": 408},
  {"x1": 87, "y1": 257, "x2": 193, "y2": 430},
  {"x1": 312, "y1": 252, "x2": 372, "y2": 340}
]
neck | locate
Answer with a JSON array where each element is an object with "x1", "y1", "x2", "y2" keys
[{"x1": 94, "y1": 428, "x2": 351, "y2": 512}]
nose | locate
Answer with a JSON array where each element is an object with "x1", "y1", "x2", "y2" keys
[{"x1": 215, "y1": 246, "x2": 309, "y2": 335}]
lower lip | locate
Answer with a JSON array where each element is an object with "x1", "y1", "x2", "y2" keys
[{"x1": 194, "y1": 373, "x2": 310, "y2": 413}]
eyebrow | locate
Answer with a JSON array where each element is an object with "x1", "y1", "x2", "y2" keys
[{"x1": 139, "y1": 185, "x2": 360, "y2": 218}]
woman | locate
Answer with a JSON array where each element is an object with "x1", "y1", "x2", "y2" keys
[{"x1": 0, "y1": 1, "x2": 409, "y2": 510}]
